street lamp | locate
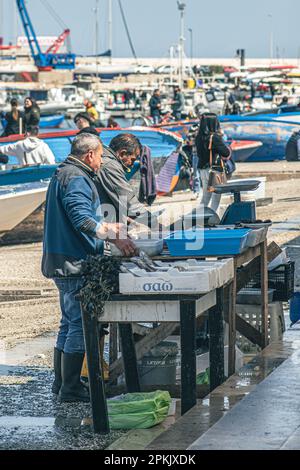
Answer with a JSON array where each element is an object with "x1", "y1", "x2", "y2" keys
[
  {"x1": 177, "y1": 1, "x2": 186, "y2": 88},
  {"x1": 188, "y1": 28, "x2": 193, "y2": 68}
]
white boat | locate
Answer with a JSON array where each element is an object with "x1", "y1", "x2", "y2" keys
[{"x1": 0, "y1": 182, "x2": 48, "y2": 237}]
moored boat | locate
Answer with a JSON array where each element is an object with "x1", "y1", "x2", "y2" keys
[
  {"x1": 0, "y1": 127, "x2": 183, "y2": 165},
  {"x1": 0, "y1": 182, "x2": 48, "y2": 236}
]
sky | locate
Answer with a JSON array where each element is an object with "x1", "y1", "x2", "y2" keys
[{"x1": 0, "y1": 0, "x2": 300, "y2": 59}]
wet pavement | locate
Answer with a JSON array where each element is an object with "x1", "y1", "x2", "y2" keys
[
  {"x1": 147, "y1": 321, "x2": 300, "y2": 451},
  {"x1": 189, "y1": 347, "x2": 300, "y2": 450},
  {"x1": 0, "y1": 364, "x2": 124, "y2": 450}
]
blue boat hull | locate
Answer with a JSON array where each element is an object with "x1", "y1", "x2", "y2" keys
[
  {"x1": 158, "y1": 118, "x2": 300, "y2": 162},
  {"x1": 0, "y1": 165, "x2": 57, "y2": 186},
  {"x1": 221, "y1": 120, "x2": 300, "y2": 161},
  {"x1": 39, "y1": 115, "x2": 65, "y2": 128}
]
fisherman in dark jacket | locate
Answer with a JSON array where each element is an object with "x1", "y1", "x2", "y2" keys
[
  {"x1": 23, "y1": 97, "x2": 40, "y2": 131},
  {"x1": 171, "y1": 86, "x2": 185, "y2": 121},
  {"x1": 42, "y1": 132, "x2": 136, "y2": 403},
  {"x1": 149, "y1": 89, "x2": 162, "y2": 125}
]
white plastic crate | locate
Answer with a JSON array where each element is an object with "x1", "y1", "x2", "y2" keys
[{"x1": 119, "y1": 259, "x2": 234, "y2": 295}]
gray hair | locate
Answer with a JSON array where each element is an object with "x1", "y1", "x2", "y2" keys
[{"x1": 71, "y1": 133, "x2": 102, "y2": 158}]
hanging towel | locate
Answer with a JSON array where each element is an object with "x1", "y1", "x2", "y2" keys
[{"x1": 138, "y1": 145, "x2": 157, "y2": 206}]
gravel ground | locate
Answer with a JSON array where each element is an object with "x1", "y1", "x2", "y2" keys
[{"x1": 0, "y1": 364, "x2": 124, "y2": 450}]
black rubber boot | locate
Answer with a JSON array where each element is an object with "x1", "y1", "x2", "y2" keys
[
  {"x1": 59, "y1": 352, "x2": 90, "y2": 403},
  {"x1": 51, "y1": 347, "x2": 63, "y2": 395}
]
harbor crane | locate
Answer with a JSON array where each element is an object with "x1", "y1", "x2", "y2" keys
[{"x1": 16, "y1": 0, "x2": 76, "y2": 70}]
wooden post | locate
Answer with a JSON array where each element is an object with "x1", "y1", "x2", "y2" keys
[
  {"x1": 260, "y1": 240, "x2": 269, "y2": 348},
  {"x1": 180, "y1": 300, "x2": 197, "y2": 415},
  {"x1": 228, "y1": 260, "x2": 237, "y2": 377},
  {"x1": 119, "y1": 323, "x2": 141, "y2": 393},
  {"x1": 209, "y1": 287, "x2": 225, "y2": 391},
  {"x1": 81, "y1": 305, "x2": 110, "y2": 434}
]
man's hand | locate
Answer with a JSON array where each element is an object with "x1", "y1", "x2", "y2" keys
[
  {"x1": 97, "y1": 222, "x2": 138, "y2": 256},
  {"x1": 112, "y1": 238, "x2": 138, "y2": 257}
]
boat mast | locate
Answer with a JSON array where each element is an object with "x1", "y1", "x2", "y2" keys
[{"x1": 108, "y1": 0, "x2": 112, "y2": 64}]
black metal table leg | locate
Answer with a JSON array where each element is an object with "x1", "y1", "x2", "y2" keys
[
  {"x1": 119, "y1": 323, "x2": 141, "y2": 393},
  {"x1": 209, "y1": 287, "x2": 225, "y2": 391},
  {"x1": 81, "y1": 304, "x2": 110, "y2": 434},
  {"x1": 180, "y1": 300, "x2": 196, "y2": 415}
]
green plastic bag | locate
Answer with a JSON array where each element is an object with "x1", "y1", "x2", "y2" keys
[
  {"x1": 107, "y1": 390, "x2": 171, "y2": 430},
  {"x1": 196, "y1": 367, "x2": 210, "y2": 385}
]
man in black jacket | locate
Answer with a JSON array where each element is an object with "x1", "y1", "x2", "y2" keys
[{"x1": 149, "y1": 89, "x2": 162, "y2": 125}]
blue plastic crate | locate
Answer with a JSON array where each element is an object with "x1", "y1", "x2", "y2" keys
[{"x1": 164, "y1": 228, "x2": 251, "y2": 257}]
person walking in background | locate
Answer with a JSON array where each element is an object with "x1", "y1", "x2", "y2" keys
[
  {"x1": 0, "y1": 125, "x2": 55, "y2": 166},
  {"x1": 149, "y1": 89, "x2": 162, "y2": 125},
  {"x1": 74, "y1": 112, "x2": 96, "y2": 132},
  {"x1": 1, "y1": 98, "x2": 24, "y2": 137},
  {"x1": 83, "y1": 99, "x2": 99, "y2": 122},
  {"x1": 195, "y1": 113, "x2": 231, "y2": 212},
  {"x1": 23, "y1": 97, "x2": 40, "y2": 132},
  {"x1": 171, "y1": 86, "x2": 185, "y2": 121}
]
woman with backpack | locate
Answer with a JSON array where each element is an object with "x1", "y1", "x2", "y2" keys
[
  {"x1": 195, "y1": 112, "x2": 232, "y2": 212},
  {"x1": 1, "y1": 98, "x2": 24, "y2": 137}
]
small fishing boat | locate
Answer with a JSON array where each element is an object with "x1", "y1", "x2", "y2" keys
[
  {"x1": 220, "y1": 119, "x2": 300, "y2": 161},
  {"x1": 0, "y1": 182, "x2": 48, "y2": 236},
  {"x1": 38, "y1": 114, "x2": 65, "y2": 129},
  {"x1": 155, "y1": 117, "x2": 300, "y2": 162},
  {"x1": 230, "y1": 140, "x2": 263, "y2": 163},
  {"x1": 0, "y1": 127, "x2": 183, "y2": 166}
]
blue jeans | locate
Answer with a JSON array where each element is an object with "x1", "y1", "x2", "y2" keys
[
  {"x1": 54, "y1": 278, "x2": 85, "y2": 354},
  {"x1": 152, "y1": 114, "x2": 160, "y2": 125}
]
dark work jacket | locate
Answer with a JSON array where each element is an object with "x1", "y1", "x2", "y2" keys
[
  {"x1": 196, "y1": 132, "x2": 231, "y2": 169},
  {"x1": 2, "y1": 110, "x2": 24, "y2": 136},
  {"x1": 42, "y1": 157, "x2": 104, "y2": 279},
  {"x1": 96, "y1": 146, "x2": 152, "y2": 226},
  {"x1": 286, "y1": 131, "x2": 300, "y2": 161},
  {"x1": 23, "y1": 106, "x2": 40, "y2": 131},
  {"x1": 149, "y1": 95, "x2": 161, "y2": 117}
]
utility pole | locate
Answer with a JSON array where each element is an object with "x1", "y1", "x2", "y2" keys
[
  {"x1": 169, "y1": 45, "x2": 175, "y2": 86},
  {"x1": 108, "y1": 0, "x2": 113, "y2": 64},
  {"x1": 177, "y1": 1, "x2": 186, "y2": 88},
  {"x1": 94, "y1": 0, "x2": 100, "y2": 80},
  {"x1": 268, "y1": 14, "x2": 274, "y2": 63}
]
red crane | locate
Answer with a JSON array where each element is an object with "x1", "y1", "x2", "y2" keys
[{"x1": 45, "y1": 28, "x2": 70, "y2": 55}]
